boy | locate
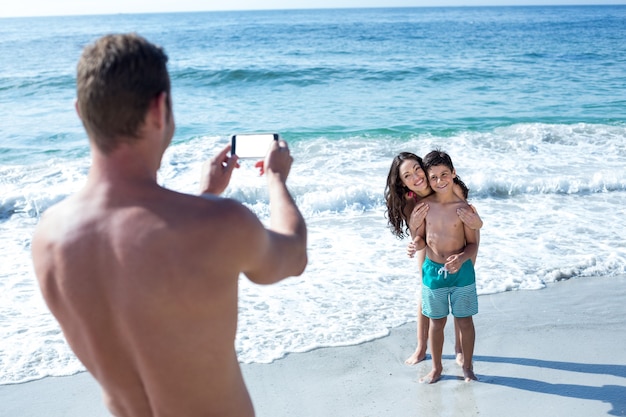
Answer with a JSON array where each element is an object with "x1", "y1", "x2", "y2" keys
[{"x1": 411, "y1": 150, "x2": 479, "y2": 383}]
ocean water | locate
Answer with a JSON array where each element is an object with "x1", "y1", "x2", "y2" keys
[{"x1": 1, "y1": 6, "x2": 626, "y2": 384}]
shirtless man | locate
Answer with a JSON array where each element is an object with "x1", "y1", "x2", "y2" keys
[
  {"x1": 411, "y1": 150, "x2": 479, "y2": 384},
  {"x1": 31, "y1": 33, "x2": 307, "y2": 417}
]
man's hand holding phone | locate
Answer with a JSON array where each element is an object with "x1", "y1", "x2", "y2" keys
[
  {"x1": 262, "y1": 139, "x2": 292, "y2": 182},
  {"x1": 200, "y1": 145, "x2": 239, "y2": 195}
]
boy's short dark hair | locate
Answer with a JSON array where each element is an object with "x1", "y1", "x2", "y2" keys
[
  {"x1": 76, "y1": 33, "x2": 170, "y2": 153},
  {"x1": 423, "y1": 149, "x2": 469, "y2": 199},
  {"x1": 423, "y1": 149, "x2": 455, "y2": 172}
]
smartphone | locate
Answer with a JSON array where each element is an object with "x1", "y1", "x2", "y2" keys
[{"x1": 231, "y1": 133, "x2": 279, "y2": 159}]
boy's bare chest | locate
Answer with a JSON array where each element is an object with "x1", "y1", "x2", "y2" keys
[{"x1": 426, "y1": 203, "x2": 463, "y2": 229}]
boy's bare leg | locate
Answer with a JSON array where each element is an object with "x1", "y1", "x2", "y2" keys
[
  {"x1": 456, "y1": 316, "x2": 477, "y2": 382},
  {"x1": 406, "y1": 300, "x2": 429, "y2": 365},
  {"x1": 453, "y1": 318, "x2": 463, "y2": 366},
  {"x1": 420, "y1": 317, "x2": 446, "y2": 384}
]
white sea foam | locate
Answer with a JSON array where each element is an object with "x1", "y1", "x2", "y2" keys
[
  {"x1": 3, "y1": 123, "x2": 625, "y2": 381},
  {"x1": 2, "y1": 5, "x2": 626, "y2": 386}
]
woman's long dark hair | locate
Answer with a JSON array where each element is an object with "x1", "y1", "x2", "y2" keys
[{"x1": 384, "y1": 152, "x2": 423, "y2": 239}]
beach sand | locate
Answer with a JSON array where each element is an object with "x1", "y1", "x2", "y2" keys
[{"x1": 1, "y1": 275, "x2": 625, "y2": 417}]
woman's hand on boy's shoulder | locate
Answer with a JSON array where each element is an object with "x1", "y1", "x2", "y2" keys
[
  {"x1": 408, "y1": 202, "x2": 429, "y2": 232},
  {"x1": 457, "y1": 205, "x2": 483, "y2": 230}
]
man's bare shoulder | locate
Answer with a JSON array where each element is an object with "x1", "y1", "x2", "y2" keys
[
  {"x1": 35, "y1": 188, "x2": 260, "y2": 244},
  {"x1": 32, "y1": 194, "x2": 85, "y2": 240},
  {"x1": 163, "y1": 191, "x2": 266, "y2": 244},
  {"x1": 183, "y1": 192, "x2": 258, "y2": 223}
]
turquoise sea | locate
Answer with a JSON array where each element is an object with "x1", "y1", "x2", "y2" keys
[{"x1": 1, "y1": 6, "x2": 625, "y2": 383}]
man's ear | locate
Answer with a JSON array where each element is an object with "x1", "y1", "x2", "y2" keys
[
  {"x1": 74, "y1": 99, "x2": 82, "y2": 120},
  {"x1": 148, "y1": 92, "x2": 168, "y2": 130}
]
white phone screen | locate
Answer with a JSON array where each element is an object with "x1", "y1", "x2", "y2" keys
[{"x1": 231, "y1": 133, "x2": 278, "y2": 159}]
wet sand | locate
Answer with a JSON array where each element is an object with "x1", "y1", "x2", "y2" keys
[{"x1": 1, "y1": 275, "x2": 625, "y2": 417}]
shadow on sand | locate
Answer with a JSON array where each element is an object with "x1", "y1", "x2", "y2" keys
[{"x1": 461, "y1": 355, "x2": 626, "y2": 416}]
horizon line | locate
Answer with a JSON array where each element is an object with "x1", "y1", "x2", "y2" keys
[{"x1": 1, "y1": 3, "x2": 624, "y2": 19}]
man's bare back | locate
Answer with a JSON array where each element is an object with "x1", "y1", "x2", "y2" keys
[
  {"x1": 31, "y1": 34, "x2": 307, "y2": 417},
  {"x1": 34, "y1": 185, "x2": 260, "y2": 415}
]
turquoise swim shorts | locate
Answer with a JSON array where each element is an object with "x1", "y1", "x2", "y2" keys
[{"x1": 421, "y1": 257, "x2": 478, "y2": 319}]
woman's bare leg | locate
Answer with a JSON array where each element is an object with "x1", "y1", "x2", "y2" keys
[{"x1": 405, "y1": 299, "x2": 429, "y2": 365}]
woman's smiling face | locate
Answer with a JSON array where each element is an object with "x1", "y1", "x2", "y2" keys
[{"x1": 399, "y1": 159, "x2": 429, "y2": 195}]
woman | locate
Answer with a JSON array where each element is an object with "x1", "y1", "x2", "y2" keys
[{"x1": 384, "y1": 152, "x2": 482, "y2": 365}]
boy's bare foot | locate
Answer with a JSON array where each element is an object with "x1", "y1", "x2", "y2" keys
[
  {"x1": 419, "y1": 369, "x2": 442, "y2": 384},
  {"x1": 463, "y1": 367, "x2": 478, "y2": 382},
  {"x1": 456, "y1": 352, "x2": 464, "y2": 367},
  {"x1": 405, "y1": 349, "x2": 427, "y2": 365}
]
